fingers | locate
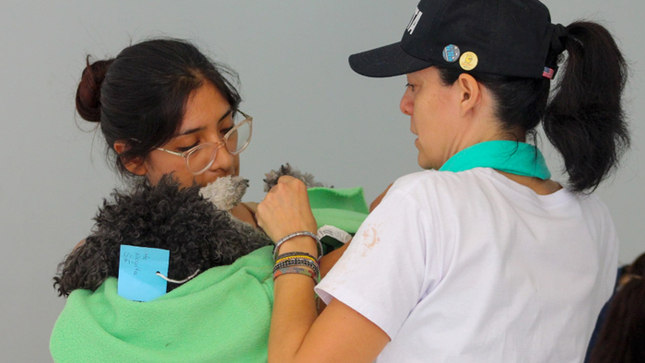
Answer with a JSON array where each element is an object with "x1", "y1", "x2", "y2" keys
[
  {"x1": 257, "y1": 177, "x2": 318, "y2": 242},
  {"x1": 277, "y1": 175, "x2": 296, "y2": 184},
  {"x1": 265, "y1": 175, "x2": 295, "y2": 195}
]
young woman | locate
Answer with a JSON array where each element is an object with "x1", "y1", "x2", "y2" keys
[
  {"x1": 74, "y1": 38, "x2": 256, "y2": 224},
  {"x1": 51, "y1": 38, "x2": 360, "y2": 363},
  {"x1": 256, "y1": 0, "x2": 630, "y2": 362},
  {"x1": 51, "y1": 39, "x2": 266, "y2": 363}
]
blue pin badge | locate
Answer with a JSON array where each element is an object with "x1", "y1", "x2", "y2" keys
[{"x1": 442, "y1": 44, "x2": 460, "y2": 63}]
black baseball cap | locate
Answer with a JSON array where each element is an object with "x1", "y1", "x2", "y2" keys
[{"x1": 349, "y1": 0, "x2": 557, "y2": 79}]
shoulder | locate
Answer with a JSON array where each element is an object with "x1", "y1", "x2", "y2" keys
[
  {"x1": 367, "y1": 170, "x2": 470, "y2": 235},
  {"x1": 572, "y1": 192, "x2": 617, "y2": 239},
  {"x1": 574, "y1": 192, "x2": 611, "y2": 213},
  {"x1": 392, "y1": 168, "x2": 491, "y2": 191},
  {"x1": 386, "y1": 169, "x2": 493, "y2": 206}
]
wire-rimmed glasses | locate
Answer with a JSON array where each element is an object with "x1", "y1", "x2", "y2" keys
[{"x1": 157, "y1": 110, "x2": 253, "y2": 175}]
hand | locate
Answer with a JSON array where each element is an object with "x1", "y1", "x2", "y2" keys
[{"x1": 256, "y1": 176, "x2": 318, "y2": 242}]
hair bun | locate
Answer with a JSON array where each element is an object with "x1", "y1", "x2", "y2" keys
[{"x1": 75, "y1": 57, "x2": 114, "y2": 122}]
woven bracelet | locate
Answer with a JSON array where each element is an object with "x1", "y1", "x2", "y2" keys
[
  {"x1": 273, "y1": 257, "x2": 320, "y2": 277},
  {"x1": 273, "y1": 231, "x2": 323, "y2": 261},
  {"x1": 273, "y1": 266, "x2": 318, "y2": 282}
]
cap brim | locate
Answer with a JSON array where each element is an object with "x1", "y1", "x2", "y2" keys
[{"x1": 349, "y1": 42, "x2": 434, "y2": 78}]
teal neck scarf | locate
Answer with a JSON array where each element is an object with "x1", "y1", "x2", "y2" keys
[{"x1": 439, "y1": 140, "x2": 551, "y2": 180}]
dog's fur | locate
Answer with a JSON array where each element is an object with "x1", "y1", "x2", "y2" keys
[
  {"x1": 199, "y1": 175, "x2": 249, "y2": 211},
  {"x1": 53, "y1": 176, "x2": 271, "y2": 296},
  {"x1": 263, "y1": 163, "x2": 328, "y2": 191}
]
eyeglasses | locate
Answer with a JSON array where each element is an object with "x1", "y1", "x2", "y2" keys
[{"x1": 157, "y1": 110, "x2": 253, "y2": 175}]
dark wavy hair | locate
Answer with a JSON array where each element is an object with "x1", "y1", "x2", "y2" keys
[
  {"x1": 76, "y1": 38, "x2": 241, "y2": 178},
  {"x1": 589, "y1": 252, "x2": 645, "y2": 363},
  {"x1": 438, "y1": 21, "x2": 629, "y2": 192},
  {"x1": 53, "y1": 176, "x2": 271, "y2": 296}
]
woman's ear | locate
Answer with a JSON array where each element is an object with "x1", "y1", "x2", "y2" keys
[
  {"x1": 114, "y1": 140, "x2": 147, "y2": 176},
  {"x1": 456, "y1": 73, "x2": 482, "y2": 117}
]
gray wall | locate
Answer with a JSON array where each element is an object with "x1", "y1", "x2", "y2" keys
[{"x1": 1, "y1": 0, "x2": 642, "y2": 361}]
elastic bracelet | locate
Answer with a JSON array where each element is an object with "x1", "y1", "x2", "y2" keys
[
  {"x1": 273, "y1": 266, "x2": 318, "y2": 283},
  {"x1": 273, "y1": 231, "x2": 323, "y2": 261}
]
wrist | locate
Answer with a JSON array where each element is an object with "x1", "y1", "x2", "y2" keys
[{"x1": 275, "y1": 235, "x2": 319, "y2": 257}]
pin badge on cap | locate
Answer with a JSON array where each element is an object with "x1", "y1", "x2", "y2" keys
[
  {"x1": 442, "y1": 45, "x2": 460, "y2": 63},
  {"x1": 459, "y1": 52, "x2": 478, "y2": 71}
]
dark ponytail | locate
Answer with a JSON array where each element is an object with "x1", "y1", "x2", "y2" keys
[
  {"x1": 543, "y1": 21, "x2": 630, "y2": 192},
  {"x1": 438, "y1": 21, "x2": 629, "y2": 192},
  {"x1": 589, "y1": 253, "x2": 645, "y2": 363}
]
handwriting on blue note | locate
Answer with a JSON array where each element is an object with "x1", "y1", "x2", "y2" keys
[{"x1": 118, "y1": 245, "x2": 170, "y2": 302}]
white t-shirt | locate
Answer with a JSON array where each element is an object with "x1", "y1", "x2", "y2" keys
[{"x1": 316, "y1": 168, "x2": 617, "y2": 363}]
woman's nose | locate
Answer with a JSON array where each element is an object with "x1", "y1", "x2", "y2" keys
[
  {"x1": 400, "y1": 89, "x2": 413, "y2": 116},
  {"x1": 206, "y1": 132, "x2": 234, "y2": 171},
  {"x1": 208, "y1": 144, "x2": 232, "y2": 172}
]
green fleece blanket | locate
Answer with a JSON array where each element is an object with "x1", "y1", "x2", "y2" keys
[{"x1": 50, "y1": 246, "x2": 274, "y2": 363}]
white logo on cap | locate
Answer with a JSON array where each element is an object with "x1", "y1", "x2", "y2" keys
[{"x1": 407, "y1": 8, "x2": 423, "y2": 35}]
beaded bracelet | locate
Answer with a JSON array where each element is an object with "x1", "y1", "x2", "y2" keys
[
  {"x1": 273, "y1": 257, "x2": 320, "y2": 277},
  {"x1": 273, "y1": 249, "x2": 321, "y2": 283},
  {"x1": 276, "y1": 251, "x2": 318, "y2": 261},
  {"x1": 273, "y1": 259, "x2": 319, "y2": 273},
  {"x1": 273, "y1": 266, "x2": 318, "y2": 282},
  {"x1": 275, "y1": 254, "x2": 317, "y2": 265},
  {"x1": 273, "y1": 231, "x2": 323, "y2": 261}
]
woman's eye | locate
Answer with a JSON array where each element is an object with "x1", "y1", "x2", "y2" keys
[
  {"x1": 177, "y1": 142, "x2": 198, "y2": 152},
  {"x1": 220, "y1": 126, "x2": 234, "y2": 136},
  {"x1": 405, "y1": 83, "x2": 415, "y2": 91}
]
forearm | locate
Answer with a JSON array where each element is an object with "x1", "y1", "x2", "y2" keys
[
  {"x1": 269, "y1": 236, "x2": 319, "y2": 363},
  {"x1": 269, "y1": 275, "x2": 318, "y2": 363},
  {"x1": 259, "y1": 177, "x2": 388, "y2": 362}
]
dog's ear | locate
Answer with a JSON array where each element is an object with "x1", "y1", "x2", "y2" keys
[{"x1": 53, "y1": 238, "x2": 113, "y2": 297}]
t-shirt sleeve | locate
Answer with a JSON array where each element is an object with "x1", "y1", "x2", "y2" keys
[{"x1": 315, "y1": 185, "x2": 440, "y2": 339}]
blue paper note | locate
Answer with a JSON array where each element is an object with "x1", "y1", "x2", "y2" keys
[{"x1": 118, "y1": 245, "x2": 170, "y2": 302}]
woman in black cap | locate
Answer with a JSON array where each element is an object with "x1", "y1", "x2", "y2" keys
[{"x1": 257, "y1": 0, "x2": 630, "y2": 361}]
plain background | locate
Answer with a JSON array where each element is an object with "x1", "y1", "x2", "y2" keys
[{"x1": 0, "y1": 0, "x2": 642, "y2": 361}]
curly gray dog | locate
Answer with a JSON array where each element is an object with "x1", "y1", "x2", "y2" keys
[{"x1": 53, "y1": 175, "x2": 271, "y2": 296}]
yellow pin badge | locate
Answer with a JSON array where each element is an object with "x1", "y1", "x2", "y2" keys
[{"x1": 459, "y1": 51, "x2": 478, "y2": 71}]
